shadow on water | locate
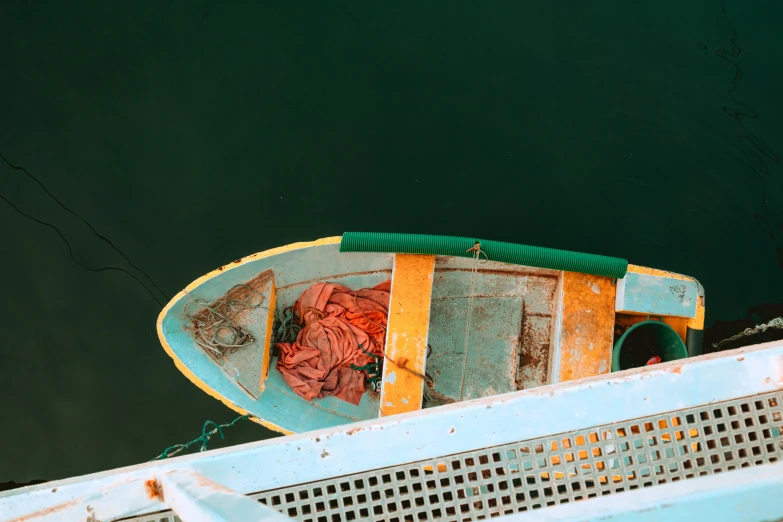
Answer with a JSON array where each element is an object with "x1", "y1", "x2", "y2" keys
[
  {"x1": 707, "y1": 1, "x2": 783, "y2": 269},
  {"x1": 697, "y1": 2, "x2": 783, "y2": 353},
  {"x1": 0, "y1": 151, "x2": 169, "y2": 307},
  {"x1": 0, "y1": 153, "x2": 175, "y2": 489},
  {"x1": 0, "y1": 480, "x2": 47, "y2": 492}
]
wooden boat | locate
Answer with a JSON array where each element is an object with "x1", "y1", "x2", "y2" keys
[{"x1": 156, "y1": 233, "x2": 705, "y2": 434}]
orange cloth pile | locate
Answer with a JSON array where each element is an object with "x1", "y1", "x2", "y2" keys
[{"x1": 275, "y1": 281, "x2": 391, "y2": 405}]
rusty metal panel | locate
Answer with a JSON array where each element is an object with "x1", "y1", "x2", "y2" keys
[{"x1": 427, "y1": 270, "x2": 557, "y2": 401}]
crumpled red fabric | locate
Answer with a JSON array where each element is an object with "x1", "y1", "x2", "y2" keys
[{"x1": 276, "y1": 280, "x2": 391, "y2": 405}]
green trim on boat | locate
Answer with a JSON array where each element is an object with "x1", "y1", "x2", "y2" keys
[{"x1": 340, "y1": 232, "x2": 628, "y2": 279}]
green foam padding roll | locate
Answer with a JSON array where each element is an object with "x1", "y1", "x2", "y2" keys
[{"x1": 340, "y1": 232, "x2": 628, "y2": 279}]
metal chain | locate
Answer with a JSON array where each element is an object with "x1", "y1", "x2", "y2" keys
[{"x1": 713, "y1": 317, "x2": 783, "y2": 349}]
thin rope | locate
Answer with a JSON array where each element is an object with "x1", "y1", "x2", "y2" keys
[
  {"x1": 459, "y1": 242, "x2": 484, "y2": 401},
  {"x1": 0, "y1": 192, "x2": 166, "y2": 307},
  {"x1": 713, "y1": 316, "x2": 783, "y2": 349},
  {"x1": 185, "y1": 284, "x2": 269, "y2": 357},
  {"x1": 0, "y1": 150, "x2": 170, "y2": 303},
  {"x1": 351, "y1": 287, "x2": 436, "y2": 387},
  {"x1": 388, "y1": 354, "x2": 435, "y2": 388},
  {"x1": 353, "y1": 291, "x2": 387, "y2": 331},
  {"x1": 276, "y1": 305, "x2": 303, "y2": 345},
  {"x1": 149, "y1": 414, "x2": 254, "y2": 461}
]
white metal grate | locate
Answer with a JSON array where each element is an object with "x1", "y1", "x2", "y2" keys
[{"x1": 124, "y1": 390, "x2": 783, "y2": 522}]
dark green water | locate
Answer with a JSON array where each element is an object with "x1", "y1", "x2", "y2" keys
[{"x1": 1, "y1": 1, "x2": 782, "y2": 484}]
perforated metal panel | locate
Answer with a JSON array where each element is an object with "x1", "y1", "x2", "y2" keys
[
  {"x1": 122, "y1": 391, "x2": 783, "y2": 522},
  {"x1": 121, "y1": 511, "x2": 182, "y2": 522}
]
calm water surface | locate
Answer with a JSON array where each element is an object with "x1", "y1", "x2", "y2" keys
[{"x1": 1, "y1": 1, "x2": 782, "y2": 483}]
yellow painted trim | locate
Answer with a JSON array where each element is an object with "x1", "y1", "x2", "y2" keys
[
  {"x1": 379, "y1": 254, "x2": 436, "y2": 417},
  {"x1": 557, "y1": 272, "x2": 616, "y2": 382},
  {"x1": 259, "y1": 282, "x2": 277, "y2": 390},
  {"x1": 156, "y1": 236, "x2": 341, "y2": 435},
  {"x1": 616, "y1": 313, "x2": 689, "y2": 343},
  {"x1": 663, "y1": 316, "x2": 688, "y2": 342},
  {"x1": 688, "y1": 295, "x2": 706, "y2": 330},
  {"x1": 627, "y1": 264, "x2": 692, "y2": 282}
]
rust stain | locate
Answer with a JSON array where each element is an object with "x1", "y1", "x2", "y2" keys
[
  {"x1": 668, "y1": 366, "x2": 683, "y2": 374},
  {"x1": 145, "y1": 479, "x2": 164, "y2": 501},
  {"x1": 558, "y1": 273, "x2": 616, "y2": 382},
  {"x1": 346, "y1": 427, "x2": 361, "y2": 436},
  {"x1": 517, "y1": 311, "x2": 552, "y2": 389},
  {"x1": 7, "y1": 499, "x2": 78, "y2": 521},
  {"x1": 192, "y1": 473, "x2": 233, "y2": 493},
  {"x1": 233, "y1": 257, "x2": 243, "y2": 264},
  {"x1": 737, "y1": 357, "x2": 745, "y2": 362},
  {"x1": 516, "y1": 278, "x2": 557, "y2": 390}
]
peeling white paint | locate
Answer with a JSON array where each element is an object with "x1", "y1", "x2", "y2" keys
[
  {"x1": 384, "y1": 401, "x2": 393, "y2": 407},
  {"x1": 387, "y1": 372, "x2": 397, "y2": 385},
  {"x1": 590, "y1": 282, "x2": 600, "y2": 294},
  {"x1": 401, "y1": 397, "x2": 409, "y2": 404}
]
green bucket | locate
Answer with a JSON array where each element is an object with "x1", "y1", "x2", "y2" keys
[{"x1": 612, "y1": 320, "x2": 688, "y2": 371}]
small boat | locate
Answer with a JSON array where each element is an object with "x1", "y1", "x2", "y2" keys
[{"x1": 156, "y1": 233, "x2": 706, "y2": 434}]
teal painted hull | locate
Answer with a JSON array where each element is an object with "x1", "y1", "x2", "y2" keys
[{"x1": 158, "y1": 237, "x2": 704, "y2": 434}]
